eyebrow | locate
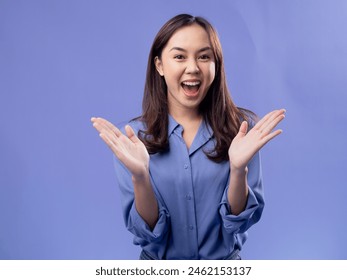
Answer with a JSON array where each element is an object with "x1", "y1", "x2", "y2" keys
[{"x1": 169, "y1": 46, "x2": 212, "y2": 52}]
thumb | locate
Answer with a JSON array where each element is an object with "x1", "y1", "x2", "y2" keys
[
  {"x1": 237, "y1": 121, "x2": 248, "y2": 137},
  {"x1": 125, "y1": 125, "x2": 139, "y2": 143}
]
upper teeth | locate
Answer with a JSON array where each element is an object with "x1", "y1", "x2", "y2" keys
[{"x1": 182, "y1": 81, "x2": 200, "y2": 86}]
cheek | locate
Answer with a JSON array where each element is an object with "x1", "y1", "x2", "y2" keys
[
  {"x1": 208, "y1": 62, "x2": 216, "y2": 81},
  {"x1": 162, "y1": 62, "x2": 179, "y2": 78},
  {"x1": 164, "y1": 66, "x2": 183, "y2": 86}
]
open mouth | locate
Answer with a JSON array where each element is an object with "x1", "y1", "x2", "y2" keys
[{"x1": 181, "y1": 81, "x2": 201, "y2": 96}]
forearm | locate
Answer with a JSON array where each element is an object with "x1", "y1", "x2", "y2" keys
[
  {"x1": 227, "y1": 166, "x2": 249, "y2": 216},
  {"x1": 132, "y1": 173, "x2": 159, "y2": 230}
]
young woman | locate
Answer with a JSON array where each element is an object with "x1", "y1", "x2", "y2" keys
[{"x1": 91, "y1": 14, "x2": 285, "y2": 260}]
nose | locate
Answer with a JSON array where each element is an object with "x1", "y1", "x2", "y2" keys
[{"x1": 185, "y1": 58, "x2": 200, "y2": 74}]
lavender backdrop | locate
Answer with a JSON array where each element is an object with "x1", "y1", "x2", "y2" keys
[{"x1": 1, "y1": 0, "x2": 346, "y2": 259}]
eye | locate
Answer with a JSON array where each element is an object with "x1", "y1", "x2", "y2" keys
[
  {"x1": 174, "y1": 54, "x2": 185, "y2": 60},
  {"x1": 199, "y1": 54, "x2": 210, "y2": 61}
]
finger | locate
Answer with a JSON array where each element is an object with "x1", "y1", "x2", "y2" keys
[
  {"x1": 99, "y1": 132, "x2": 124, "y2": 160},
  {"x1": 254, "y1": 109, "x2": 286, "y2": 131},
  {"x1": 125, "y1": 125, "x2": 140, "y2": 144},
  {"x1": 92, "y1": 121, "x2": 112, "y2": 136},
  {"x1": 261, "y1": 113, "x2": 285, "y2": 135},
  {"x1": 258, "y1": 110, "x2": 284, "y2": 130},
  {"x1": 99, "y1": 131, "x2": 115, "y2": 150},
  {"x1": 98, "y1": 123, "x2": 137, "y2": 153},
  {"x1": 93, "y1": 118, "x2": 122, "y2": 137},
  {"x1": 99, "y1": 125, "x2": 132, "y2": 153},
  {"x1": 261, "y1": 129, "x2": 283, "y2": 145},
  {"x1": 237, "y1": 121, "x2": 248, "y2": 136},
  {"x1": 253, "y1": 110, "x2": 277, "y2": 130},
  {"x1": 101, "y1": 118, "x2": 123, "y2": 137},
  {"x1": 99, "y1": 127, "x2": 121, "y2": 147}
]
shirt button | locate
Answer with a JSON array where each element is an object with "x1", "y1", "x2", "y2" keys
[
  {"x1": 186, "y1": 194, "x2": 192, "y2": 200},
  {"x1": 184, "y1": 164, "x2": 189, "y2": 169},
  {"x1": 189, "y1": 225, "x2": 194, "y2": 230}
]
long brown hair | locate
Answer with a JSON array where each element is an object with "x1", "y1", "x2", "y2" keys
[{"x1": 138, "y1": 14, "x2": 255, "y2": 162}]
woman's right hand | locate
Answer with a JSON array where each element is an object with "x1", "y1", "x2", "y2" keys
[{"x1": 91, "y1": 117, "x2": 150, "y2": 179}]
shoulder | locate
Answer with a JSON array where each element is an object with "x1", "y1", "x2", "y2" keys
[
  {"x1": 238, "y1": 108, "x2": 259, "y2": 129},
  {"x1": 128, "y1": 118, "x2": 146, "y2": 132},
  {"x1": 116, "y1": 117, "x2": 146, "y2": 134}
]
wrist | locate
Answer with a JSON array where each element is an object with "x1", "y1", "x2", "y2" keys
[
  {"x1": 132, "y1": 168, "x2": 150, "y2": 184},
  {"x1": 230, "y1": 165, "x2": 248, "y2": 176}
]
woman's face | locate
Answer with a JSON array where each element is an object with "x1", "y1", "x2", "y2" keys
[{"x1": 155, "y1": 23, "x2": 216, "y2": 116}]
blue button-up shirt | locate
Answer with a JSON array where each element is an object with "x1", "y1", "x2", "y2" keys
[{"x1": 114, "y1": 115, "x2": 264, "y2": 259}]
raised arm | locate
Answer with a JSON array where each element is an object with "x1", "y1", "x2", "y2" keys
[
  {"x1": 91, "y1": 117, "x2": 158, "y2": 229},
  {"x1": 227, "y1": 109, "x2": 286, "y2": 215}
]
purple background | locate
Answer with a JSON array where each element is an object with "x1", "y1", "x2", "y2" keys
[{"x1": 1, "y1": 0, "x2": 347, "y2": 259}]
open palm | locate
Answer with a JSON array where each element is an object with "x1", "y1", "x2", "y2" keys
[
  {"x1": 229, "y1": 109, "x2": 286, "y2": 171},
  {"x1": 91, "y1": 117, "x2": 149, "y2": 178}
]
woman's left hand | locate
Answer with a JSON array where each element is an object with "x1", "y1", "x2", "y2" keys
[{"x1": 228, "y1": 109, "x2": 286, "y2": 171}]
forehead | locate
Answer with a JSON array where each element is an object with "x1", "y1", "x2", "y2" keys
[{"x1": 165, "y1": 23, "x2": 211, "y2": 50}]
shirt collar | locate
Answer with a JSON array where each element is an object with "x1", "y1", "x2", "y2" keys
[
  {"x1": 168, "y1": 114, "x2": 214, "y2": 140},
  {"x1": 199, "y1": 118, "x2": 214, "y2": 141},
  {"x1": 168, "y1": 114, "x2": 181, "y2": 136}
]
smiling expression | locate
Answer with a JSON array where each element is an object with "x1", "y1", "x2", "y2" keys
[{"x1": 155, "y1": 23, "x2": 216, "y2": 117}]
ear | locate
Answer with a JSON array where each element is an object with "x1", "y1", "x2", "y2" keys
[{"x1": 154, "y1": 56, "x2": 164, "y2": 76}]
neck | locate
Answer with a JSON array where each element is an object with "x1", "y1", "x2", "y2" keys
[
  {"x1": 169, "y1": 107, "x2": 202, "y2": 125},
  {"x1": 169, "y1": 107, "x2": 203, "y2": 150}
]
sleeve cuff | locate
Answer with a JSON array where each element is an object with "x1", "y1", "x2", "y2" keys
[
  {"x1": 219, "y1": 185, "x2": 260, "y2": 234},
  {"x1": 127, "y1": 202, "x2": 170, "y2": 243}
]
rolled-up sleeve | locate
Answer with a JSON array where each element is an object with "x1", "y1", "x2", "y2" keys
[
  {"x1": 219, "y1": 151, "x2": 265, "y2": 234},
  {"x1": 113, "y1": 156, "x2": 170, "y2": 243}
]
